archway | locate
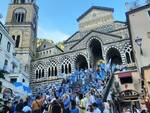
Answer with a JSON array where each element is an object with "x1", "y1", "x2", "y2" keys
[
  {"x1": 106, "y1": 48, "x2": 122, "y2": 65},
  {"x1": 75, "y1": 55, "x2": 88, "y2": 70},
  {"x1": 89, "y1": 39, "x2": 103, "y2": 68}
]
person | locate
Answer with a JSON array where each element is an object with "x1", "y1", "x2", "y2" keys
[
  {"x1": 89, "y1": 91, "x2": 96, "y2": 105},
  {"x1": 32, "y1": 95, "x2": 45, "y2": 113},
  {"x1": 92, "y1": 103, "x2": 101, "y2": 113},
  {"x1": 70, "y1": 100, "x2": 79, "y2": 113},
  {"x1": 2, "y1": 101, "x2": 11, "y2": 113},
  {"x1": 16, "y1": 99, "x2": 24, "y2": 113},
  {"x1": 63, "y1": 94, "x2": 71, "y2": 113},
  {"x1": 22, "y1": 101, "x2": 32, "y2": 113},
  {"x1": 78, "y1": 93, "x2": 86, "y2": 113},
  {"x1": 103, "y1": 102, "x2": 110, "y2": 113},
  {"x1": 85, "y1": 105, "x2": 94, "y2": 113},
  {"x1": 48, "y1": 100, "x2": 62, "y2": 113},
  {"x1": 11, "y1": 101, "x2": 18, "y2": 113},
  {"x1": 132, "y1": 105, "x2": 140, "y2": 113}
]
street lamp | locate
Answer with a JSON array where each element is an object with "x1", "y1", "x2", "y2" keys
[{"x1": 135, "y1": 36, "x2": 143, "y2": 55}]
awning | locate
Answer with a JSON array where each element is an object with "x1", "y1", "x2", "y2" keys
[{"x1": 118, "y1": 72, "x2": 132, "y2": 78}]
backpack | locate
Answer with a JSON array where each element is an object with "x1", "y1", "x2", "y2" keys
[{"x1": 48, "y1": 100, "x2": 62, "y2": 113}]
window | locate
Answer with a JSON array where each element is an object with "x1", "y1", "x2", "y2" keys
[
  {"x1": 126, "y1": 52, "x2": 130, "y2": 64},
  {"x1": 55, "y1": 67, "x2": 57, "y2": 76},
  {"x1": 69, "y1": 64, "x2": 71, "y2": 73},
  {"x1": 61, "y1": 65, "x2": 64, "y2": 73},
  {"x1": 13, "y1": 0, "x2": 19, "y2": 4},
  {"x1": 0, "y1": 33, "x2": 2, "y2": 44},
  {"x1": 3, "y1": 59, "x2": 8, "y2": 71},
  {"x1": 22, "y1": 79, "x2": 25, "y2": 83},
  {"x1": 20, "y1": 0, "x2": 25, "y2": 3},
  {"x1": 10, "y1": 78, "x2": 17, "y2": 84},
  {"x1": 120, "y1": 77, "x2": 133, "y2": 84},
  {"x1": 14, "y1": 8, "x2": 26, "y2": 23},
  {"x1": 36, "y1": 70, "x2": 38, "y2": 79},
  {"x1": 7, "y1": 42, "x2": 11, "y2": 52},
  {"x1": 48, "y1": 68, "x2": 51, "y2": 77},
  {"x1": 42, "y1": 69, "x2": 44, "y2": 77},
  {"x1": 43, "y1": 45, "x2": 46, "y2": 48},
  {"x1": 16, "y1": 35, "x2": 20, "y2": 48},
  {"x1": 65, "y1": 64, "x2": 68, "y2": 74}
]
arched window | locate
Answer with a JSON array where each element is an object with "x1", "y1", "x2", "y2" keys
[
  {"x1": 126, "y1": 52, "x2": 130, "y2": 64},
  {"x1": 12, "y1": 35, "x2": 15, "y2": 40},
  {"x1": 16, "y1": 35, "x2": 20, "y2": 48},
  {"x1": 39, "y1": 69, "x2": 41, "y2": 78},
  {"x1": 65, "y1": 64, "x2": 68, "y2": 74},
  {"x1": 42, "y1": 69, "x2": 44, "y2": 77},
  {"x1": 14, "y1": 8, "x2": 26, "y2": 23},
  {"x1": 51, "y1": 67, "x2": 54, "y2": 76},
  {"x1": 3, "y1": 59, "x2": 8, "y2": 71},
  {"x1": 61, "y1": 65, "x2": 64, "y2": 73},
  {"x1": 55, "y1": 67, "x2": 57, "y2": 76},
  {"x1": 48, "y1": 67, "x2": 51, "y2": 77},
  {"x1": 35, "y1": 70, "x2": 38, "y2": 79},
  {"x1": 69, "y1": 64, "x2": 71, "y2": 73}
]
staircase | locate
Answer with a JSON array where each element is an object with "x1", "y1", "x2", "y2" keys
[{"x1": 102, "y1": 73, "x2": 115, "y2": 101}]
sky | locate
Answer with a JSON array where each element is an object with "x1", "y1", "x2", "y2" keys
[{"x1": 0, "y1": 0, "x2": 145, "y2": 43}]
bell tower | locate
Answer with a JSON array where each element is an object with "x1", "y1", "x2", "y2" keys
[{"x1": 5, "y1": 0, "x2": 38, "y2": 74}]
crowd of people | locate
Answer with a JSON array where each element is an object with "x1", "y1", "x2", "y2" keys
[
  {"x1": 0, "y1": 62, "x2": 147, "y2": 113},
  {"x1": 0, "y1": 66, "x2": 113, "y2": 113}
]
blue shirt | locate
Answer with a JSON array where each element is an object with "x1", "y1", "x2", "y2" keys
[{"x1": 70, "y1": 107, "x2": 79, "y2": 113}]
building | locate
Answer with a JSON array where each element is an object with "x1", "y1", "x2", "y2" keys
[
  {"x1": 126, "y1": 3, "x2": 150, "y2": 110},
  {"x1": 0, "y1": 20, "x2": 31, "y2": 100},
  {"x1": 5, "y1": 0, "x2": 38, "y2": 75},
  {"x1": 30, "y1": 6, "x2": 135, "y2": 94},
  {"x1": 4, "y1": 1, "x2": 142, "y2": 103}
]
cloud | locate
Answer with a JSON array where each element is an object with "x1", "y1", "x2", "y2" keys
[{"x1": 38, "y1": 26, "x2": 70, "y2": 43}]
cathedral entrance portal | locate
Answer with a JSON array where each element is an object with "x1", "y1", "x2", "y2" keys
[
  {"x1": 89, "y1": 39, "x2": 103, "y2": 68},
  {"x1": 106, "y1": 48, "x2": 122, "y2": 65},
  {"x1": 75, "y1": 55, "x2": 88, "y2": 70}
]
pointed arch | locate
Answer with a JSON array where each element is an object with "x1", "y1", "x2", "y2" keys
[{"x1": 106, "y1": 47, "x2": 122, "y2": 65}]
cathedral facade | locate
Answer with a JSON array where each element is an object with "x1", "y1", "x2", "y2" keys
[
  {"x1": 31, "y1": 7, "x2": 134, "y2": 93},
  {"x1": 5, "y1": 1, "x2": 135, "y2": 94}
]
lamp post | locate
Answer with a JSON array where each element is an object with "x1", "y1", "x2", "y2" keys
[{"x1": 135, "y1": 36, "x2": 143, "y2": 55}]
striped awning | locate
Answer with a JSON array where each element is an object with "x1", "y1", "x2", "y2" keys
[{"x1": 118, "y1": 72, "x2": 132, "y2": 78}]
